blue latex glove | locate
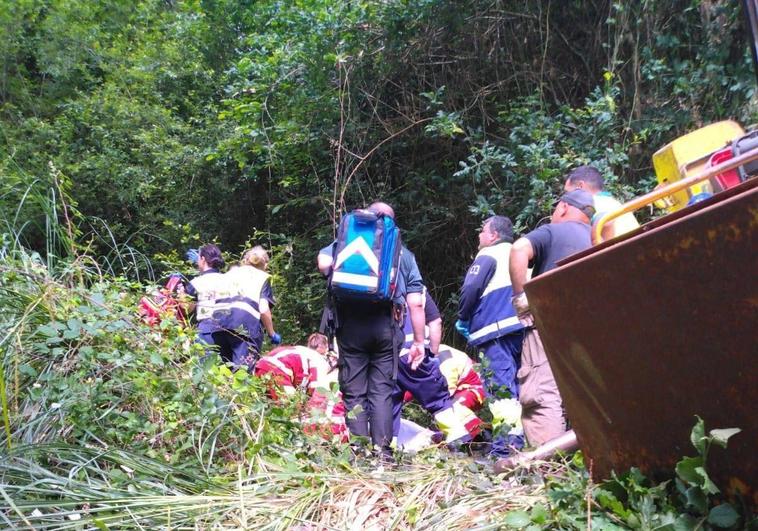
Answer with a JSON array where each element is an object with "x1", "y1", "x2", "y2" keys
[
  {"x1": 185, "y1": 248, "x2": 200, "y2": 265},
  {"x1": 455, "y1": 319, "x2": 470, "y2": 340},
  {"x1": 269, "y1": 331, "x2": 282, "y2": 345}
]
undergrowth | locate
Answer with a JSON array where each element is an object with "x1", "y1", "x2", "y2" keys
[{"x1": 0, "y1": 188, "x2": 754, "y2": 529}]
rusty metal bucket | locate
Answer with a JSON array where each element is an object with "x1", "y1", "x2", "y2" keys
[{"x1": 524, "y1": 177, "x2": 758, "y2": 506}]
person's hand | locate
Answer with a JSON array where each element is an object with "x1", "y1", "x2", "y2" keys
[
  {"x1": 185, "y1": 248, "x2": 200, "y2": 265},
  {"x1": 454, "y1": 319, "x2": 470, "y2": 340},
  {"x1": 269, "y1": 331, "x2": 282, "y2": 345},
  {"x1": 408, "y1": 342, "x2": 425, "y2": 370},
  {"x1": 512, "y1": 292, "x2": 534, "y2": 327}
]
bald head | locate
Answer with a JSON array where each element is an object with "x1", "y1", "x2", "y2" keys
[{"x1": 368, "y1": 201, "x2": 395, "y2": 219}]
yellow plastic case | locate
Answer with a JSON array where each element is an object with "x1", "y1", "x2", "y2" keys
[{"x1": 652, "y1": 120, "x2": 744, "y2": 211}]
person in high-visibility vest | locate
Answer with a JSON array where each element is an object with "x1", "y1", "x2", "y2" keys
[{"x1": 254, "y1": 333, "x2": 347, "y2": 441}]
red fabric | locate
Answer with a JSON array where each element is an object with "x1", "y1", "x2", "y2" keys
[
  {"x1": 255, "y1": 347, "x2": 347, "y2": 441},
  {"x1": 455, "y1": 389, "x2": 482, "y2": 411},
  {"x1": 455, "y1": 369, "x2": 485, "y2": 410},
  {"x1": 138, "y1": 278, "x2": 187, "y2": 327}
]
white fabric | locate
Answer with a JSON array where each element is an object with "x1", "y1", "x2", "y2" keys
[{"x1": 396, "y1": 419, "x2": 437, "y2": 452}]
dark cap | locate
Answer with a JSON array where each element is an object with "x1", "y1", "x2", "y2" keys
[{"x1": 558, "y1": 189, "x2": 595, "y2": 218}]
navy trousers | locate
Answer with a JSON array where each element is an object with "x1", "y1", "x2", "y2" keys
[
  {"x1": 336, "y1": 305, "x2": 400, "y2": 452},
  {"x1": 480, "y1": 331, "x2": 525, "y2": 456},
  {"x1": 392, "y1": 352, "x2": 453, "y2": 437},
  {"x1": 480, "y1": 331, "x2": 524, "y2": 399},
  {"x1": 199, "y1": 330, "x2": 257, "y2": 370}
]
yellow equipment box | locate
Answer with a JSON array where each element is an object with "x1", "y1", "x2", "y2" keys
[{"x1": 652, "y1": 120, "x2": 744, "y2": 211}]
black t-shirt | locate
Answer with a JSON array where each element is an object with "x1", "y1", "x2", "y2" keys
[
  {"x1": 424, "y1": 290, "x2": 441, "y2": 322},
  {"x1": 525, "y1": 221, "x2": 591, "y2": 277}
]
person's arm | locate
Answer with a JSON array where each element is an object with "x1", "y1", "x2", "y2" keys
[
  {"x1": 260, "y1": 281, "x2": 280, "y2": 343},
  {"x1": 317, "y1": 242, "x2": 335, "y2": 276},
  {"x1": 428, "y1": 317, "x2": 442, "y2": 355},
  {"x1": 260, "y1": 303, "x2": 275, "y2": 336},
  {"x1": 509, "y1": 238, "x2": 534, "y2": 294},
  {"x1": 509, "y1": 237, "x2": 536, "y2": 327},
  {"x1": 317, "y1": 254, "x2": 333, "y2": 276},
  {"x1": 406, "y1": 291, "x2": 426, "y2": 368},
  {"x1": 402, "y1": 250, "x2": 426, "y2": 369}
]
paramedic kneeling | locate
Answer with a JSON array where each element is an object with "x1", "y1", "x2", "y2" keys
[{"x1": 318, "y1": 202, "x2": 426, "y2": 460}]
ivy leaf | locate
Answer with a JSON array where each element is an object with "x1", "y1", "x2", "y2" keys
[
  {"x1": 37, "y1": 324, "x2": 60, "y2": 338},
  {"x1": 689, "y1": 415, "x2": 706, "y2": 454},
  {"x1": 683, "y1": 486, "x2": 707, "y2": 514},
  {"x1": 675, "y1": 456, "x2": 703, "y2": 485},
  {"x1": 709, "y1": 428, "x2": 741, "y2": 449},
  {"x1": 503, "y1": 510, "x2": 531, "y2": 528},
  {"x1": 707, "y1": 504, "x2": 739, "y2": 528}
]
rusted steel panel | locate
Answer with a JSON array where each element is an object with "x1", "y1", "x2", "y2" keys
[{"x1": 524, "y1": 179, "x2": 757, "y2": 506}]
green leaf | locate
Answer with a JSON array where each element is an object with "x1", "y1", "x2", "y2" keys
[
  {"x1": 709, "y1": 428, "x2": 741, "y2": 449},
  {"x1": 695, "y1": 466, "x2": 720, "y2": 495},
  {"x1": 671, "y1": 514, "x2": 699, "y2": 531},
  {"x1": 683, "y1": 486, "x2": 707, "y2": 514},
  {"x1": 149, "y1": 352, "x2": 164, "y2": 366},
  {"x1": 503, "y1": 510, "x2": 531, "y2": 528},
  {"x1": 37, "y1": 324, "x2": 60, "y2": 337},
  {"x1": 92, "y1": 518, "x2": 110, "y2": 531},
  {"x1": 707, "y1": 504, "x2": 739, "y2": 528},
  {"x1": 690, "y1": 415, "x2": 706, "y2": 454},
  {"x1": 529, "y1": 503, "x2": 548, "y2": 524},
  {"x1": 596, "y1": 489, "x2": 628, "y2": 518},
  {"x1": 675, "y1": 456, "x2": 703, "y2": 485}
]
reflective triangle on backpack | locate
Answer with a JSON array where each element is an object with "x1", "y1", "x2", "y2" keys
[{"x1": 330, "y1": 209, "x2": 402, "y2": 301}]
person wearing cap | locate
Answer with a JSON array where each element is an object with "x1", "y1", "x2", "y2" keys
[
  {"x1": 508, "y1": 189, "x2": 594, "y2": 446},
  {"x1": 564, "y1": 165, "x2": 639, "y2": 242}
]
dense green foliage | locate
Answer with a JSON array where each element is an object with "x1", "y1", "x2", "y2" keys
[{"x1": 3, "y1": 0, "x2": 756, "y2": 341}]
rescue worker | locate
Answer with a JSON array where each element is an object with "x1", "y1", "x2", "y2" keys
[
  {"x1": 221, "y1": 246, "x2": 279, "y2": 369},
  {"x1": 563, "y1": 165, "x2": 639, "y2": 242},
  {"x1": 436, "y1": 344, "x2": 486, "y2": 412},
  {"x1": 185, "y1": 244, "x2": 245, "y2": 364},
  {"x1": 394, "y1": 289, "x2": 482, "y2": 445},
  {"x1": 317, "y1": 201, "x2": 426, "y2": 462},
  {"x1": 457, "y1": 215, "x2": 524, "y2": 400},
  {"x1": 509, "y1": 189, "x2": 594, "y2": 446},
  {"x1": 254, "y1": 333, "x2": 347, "y2": 441}
]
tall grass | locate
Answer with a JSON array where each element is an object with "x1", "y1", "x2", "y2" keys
[{"x1": 0, "y1": 443, "x2": 559, "y2": 530}]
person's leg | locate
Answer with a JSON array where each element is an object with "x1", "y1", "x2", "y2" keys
[
  {"x1": 484, "y1": 332, "x2": 526, "y2": 457},
  {"x1": 403, "y1": 353, "x2": 480, "y2": 444},
  {"x1": 229, "y1": 334, "x2": 256, "y2": 371},
  {"x1": 366, "y1": 321, "x2": 397, "y2": 453},
  {"x1": 518, "y1": 328, "x2": 566, "y2": 447},
  {"x1": 481, "y1": 331, "x2": 524, "y2": 399},
  {"x1": 211, "y1": 331, "x2": 236, "y2": 364},
  {"x1": 336, "y1": 329, "x2": 371, "y2": 439},
  {"x1": 196, "y1": 330, "x2": 219, "y2": 363}
]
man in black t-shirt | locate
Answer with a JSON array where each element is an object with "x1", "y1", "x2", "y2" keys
[{"x1": 508, "y1": 189, "x2": 594, "y2": 446}]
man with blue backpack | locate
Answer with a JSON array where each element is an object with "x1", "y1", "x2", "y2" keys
[{"x1": 318, "y1": 202, "x2": 426, "y2": 462}]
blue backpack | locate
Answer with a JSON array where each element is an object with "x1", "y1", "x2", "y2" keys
[{"x1": 329, "y1": 209, "x2": 402, "y2": 302}]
